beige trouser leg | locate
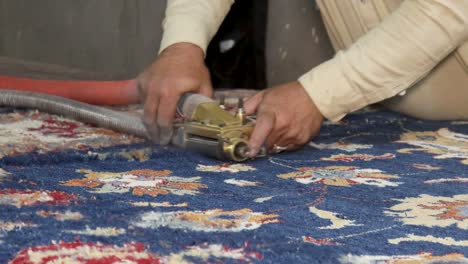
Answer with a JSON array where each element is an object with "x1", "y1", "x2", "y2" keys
[
  {"x1": 317, "y1": 0, "x2": 468, "y2": 120},
  {"x1": 382, "y1": 55, "x2": 468, "y2": 120}
]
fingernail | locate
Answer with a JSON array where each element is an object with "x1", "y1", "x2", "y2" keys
[
  {"x1": 247, "y1": 147, "x2": 259, "y2": 158},
  {"x1": 159, "y1": 126, "x2": 174, "y2": 146},
  {"x1": 143, "y1": 120, "x2": 160, "y2": 144}
]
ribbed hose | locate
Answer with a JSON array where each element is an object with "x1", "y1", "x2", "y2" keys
[{"x1": 0, "y1": 89, "x2": 149, "y2": 139}]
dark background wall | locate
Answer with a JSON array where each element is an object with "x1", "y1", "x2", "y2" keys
[
  {"x1": 0, "y1": 0, "x2": 333, "y2": 85},
  {"x1": 266, "y1": 0, "x2": 334, "y2": 86},
  {"x1": 0, "y1": 0, "x2": 166, "y2": 79}
]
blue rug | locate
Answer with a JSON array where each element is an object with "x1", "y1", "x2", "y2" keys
[{"x1": 0, "y1": 107, "x2": 467, "y2": 263}]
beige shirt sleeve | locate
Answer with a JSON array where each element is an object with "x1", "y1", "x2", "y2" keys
[
  {"x1": 299, "y1": 0, "x2": 468, "y2": 121},
  {"x1": 159, "y1": 0, "x2": 234, "y2": 54}
]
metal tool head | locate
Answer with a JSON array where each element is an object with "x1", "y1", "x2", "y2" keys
[{"x1": 173, "y1": 93, "x2": 265, "y2": 162}]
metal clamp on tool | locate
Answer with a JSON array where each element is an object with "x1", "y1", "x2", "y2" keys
[{"x1": 172, "y1": 93, "x2": 265, "y2": 162}]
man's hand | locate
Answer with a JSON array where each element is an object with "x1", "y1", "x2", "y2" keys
[
  {"x1": 244, "y1": 81, "x2": 324, "y2": 157},
  {"x1": 138, "y1": 43, "x2": 212, "y2": 145}
]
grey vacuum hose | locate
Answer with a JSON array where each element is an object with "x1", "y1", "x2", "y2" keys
[{"x1": 0, "y1": 89, "x2": 150, "y2": 139}]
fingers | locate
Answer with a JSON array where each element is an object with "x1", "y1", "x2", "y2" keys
[
  {"x1": 141, "y1": 80, "x2": 211, "y2": 145},
  {"x1": 247, "y1": 110, "x2": 275, "y2": 157},
  {"x1": 245, "y1": 91, "x2": 281, "y2": 157},
  {"x1": 143, "y1": 92, "x2": 160, "y2": 143},
  {"x1": 199, "y1": 77, "x2": 213, "y2": 98},
  {"x1": 138, "y1": 43, "x2": 212, "y2": 146},
  {"x1": 265, "y1": 128, "x2": 286, "y2": 151},
  {"x1": 156, "y1": 92, "x2": 178, "y2": 145},
  {"x1": 270, "y1": 143, "x2": 297, "y2": 154},
  {"x1": 244, "y1": 83, "x2": 320, "y2": 158},
  {"x1": 244, "y1": 91, "x2": 265, "y2": 115},
  {"x1": 143, "y1": 83, "x2": 180, "y2": 145},
  {"x1": 136, "y1": 74, "x2": 147, "y2": 102}
]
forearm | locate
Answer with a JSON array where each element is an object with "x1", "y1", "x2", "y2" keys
[
  {"x1": 159, "y1": 0, "x2": 235, "y2": 54},
  {"x1": 300, "y1": 0, "x2": 468, "y2": 121}
]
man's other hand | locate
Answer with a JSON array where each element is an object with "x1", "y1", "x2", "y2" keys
[
  {"x1": 138, "y1": 43, "x2": 213, "y2": 145},
  {"x1": 244, "y1": 81, "x2": 324, "y2": 157}
]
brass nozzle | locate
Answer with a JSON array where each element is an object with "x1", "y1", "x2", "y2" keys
[{"x1": 224, "y1": 140, "x2": 249, "y2": 162}]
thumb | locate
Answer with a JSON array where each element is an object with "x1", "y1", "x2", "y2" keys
[
  {"x1": 200, "y1": 78, "x2": 213, "y2": 99},
  {"x1": 244, "y1": 91, "x2": 265, "y2": 115},
  {"x1": 136, "y1": 72, "x2": 149, "y2": 102}
]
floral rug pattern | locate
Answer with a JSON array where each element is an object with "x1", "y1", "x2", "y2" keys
[{"x1": 0, "y1": 107, "x2": 467, "y2": 263}]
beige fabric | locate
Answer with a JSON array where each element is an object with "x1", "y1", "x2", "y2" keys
[
  {"x1": 301, "y1": 0, "x2": 468, "y2": 121},
  {"x1": 383, "y1": 54, "x2": 468, "y2": 120},
  {"x1": 159, "y1": 0, "x2": 468, "y2": 121},
  {"x1": 316, "y1": 0, "x2": 468, "y2": 120},
  {"x1": 317, "y1": 0, "x2": 403, "y2": 51}
]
